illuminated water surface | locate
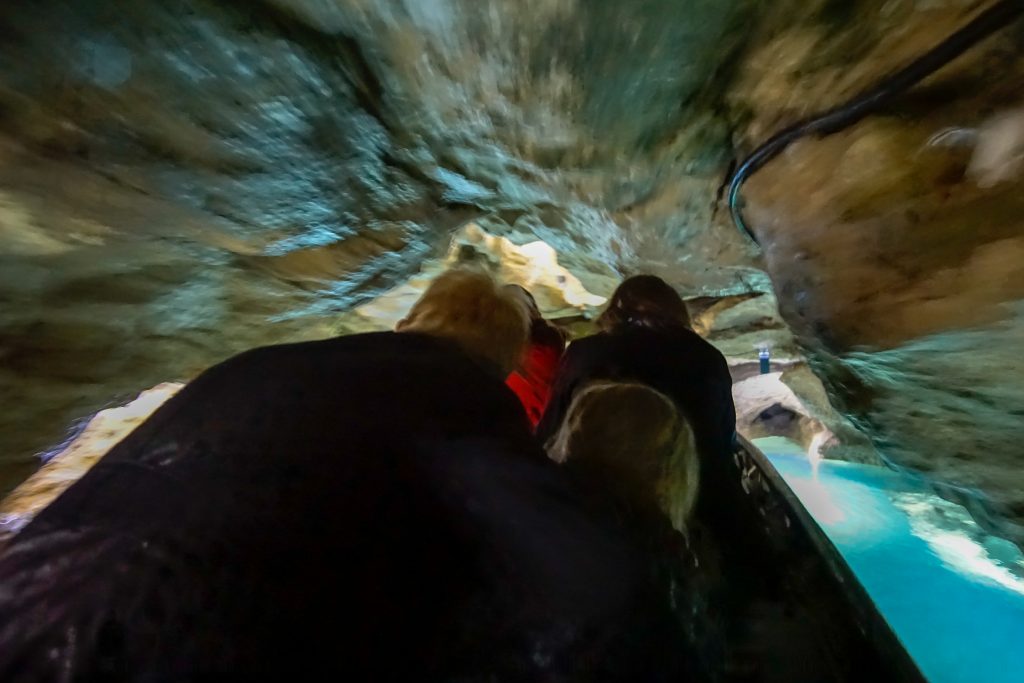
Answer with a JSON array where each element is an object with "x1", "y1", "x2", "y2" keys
[{"x1": 756, "y1": 438, "x2": 1024, "y2": 683}]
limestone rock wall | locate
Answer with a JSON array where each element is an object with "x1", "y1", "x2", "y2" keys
[
  {"x1": 729, "y1": 0, "x2": 1024, "y2": 520},
  {"x1": 0, "y1": 0, "x2": 765, "y2": 492}
]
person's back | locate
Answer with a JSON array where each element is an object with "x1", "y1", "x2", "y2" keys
[
  {"x1": 536, "y1": 276, "x2": 735, "y2": 521},
  {"x1": 537, "y1": 276, "x2": 794, "y2": 680},
  {"x1": 0, "y1": 271, "x2": 688, "y2": 681},
  {"x1": 0, "y1": 332, "x2": 510, "y2": 678},
  {"x1": 538, "y1": 325, "x2": 734, "y2": 461}
]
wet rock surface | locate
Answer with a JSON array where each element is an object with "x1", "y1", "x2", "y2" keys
[
  {"x1": 731, "y1": 1, "x2": 1024, "y2": 521},
  {"x1": 0, "y1": 1, "x2": 1022, "y2": 528}
]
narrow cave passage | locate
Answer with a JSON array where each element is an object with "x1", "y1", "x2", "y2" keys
[{"x1": 1, "y1": 1, "x2": 1023, "y2": 681}]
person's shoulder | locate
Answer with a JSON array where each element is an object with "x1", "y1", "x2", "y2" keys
[
  {"x1": 232, "y1": 331, "x2": 416, "y2": 363},
  {"x1": 566, "y1": 331, "x2": 614, "y2": 352},
  {"x1": 631, "y1": 326, "x2": 728, "y2": 369},
  {"x1": 666, "y1": 326, "x2": 723, "y2": 353},
  {"x1": 559, "y1": 332, "x2": 618, "y2": 366},
  {"x1": 190, "y1": 332, "x2": 413, "y2": 390}
]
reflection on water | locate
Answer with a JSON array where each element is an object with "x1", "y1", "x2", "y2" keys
[
  {"x1": 757, "y1": 439, "x2": 1024, "y2": 683},
  {"x1": 893, "y1": 492, "x2": 1024, "y2": 598}
]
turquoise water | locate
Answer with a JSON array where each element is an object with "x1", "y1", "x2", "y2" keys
[{"x1": 756, "y1": 439, "x2": 1024, "y2": 683}]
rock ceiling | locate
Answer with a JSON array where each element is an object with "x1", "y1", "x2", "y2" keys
[{"x1": 0, "y1": 0, "x2": 1021, "y2": 533}]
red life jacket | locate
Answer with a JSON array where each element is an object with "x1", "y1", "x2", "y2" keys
[{"x1": 507, "y1": 342, "x2": 563, "y2": 429}]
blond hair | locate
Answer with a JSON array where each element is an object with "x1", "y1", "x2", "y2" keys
[
  {"x1": 546, "y1": 382, "x2": 699, "y2": 533},
  {"x1": 397, "y1": 269, "x2": 529, "y2": 375}
]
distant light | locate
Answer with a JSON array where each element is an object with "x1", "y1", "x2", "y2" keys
[{"x1": 354, "y1": 225, "x2": 607, "y2": 328}]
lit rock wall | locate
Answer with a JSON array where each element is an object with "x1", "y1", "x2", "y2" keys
[
  {"x1": 729, "y1": 1, "x2": 1024, "y2": 522},
  {"x1": 0, "y1": 0, "x2": 765, "y2": 492},
  {"x1": 0, "y1": 382, "x2": 183, "y2": 543}
]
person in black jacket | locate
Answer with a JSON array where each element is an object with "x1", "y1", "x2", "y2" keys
[
  {"x1": 537, "y1": 275, "x2": 737, "y2": 520},
  {"x1": 0, "y1": 268, "x2": 689, "y2": 682},
  {"x1": 536, "y1": 275, "x2": 758, "y2": 681}
]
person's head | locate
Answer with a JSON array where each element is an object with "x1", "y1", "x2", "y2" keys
[
  {"x1": 502, "y1": 284, "x2": 542, "y2": 321},
  {"x1": 596, "y1": 275, "x2": 691, "y2": 333},
  {"x1": 546, "y1": 382, "x2": 699, "y2": 533},
  {"x1": 397, "y1": 269, "x2": 530, "y2": 375},
  {"x1": 503, "y1": 284, "x2": 566, "y2": 353}
]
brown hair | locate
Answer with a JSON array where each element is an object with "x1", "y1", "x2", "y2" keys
[
  {"x1": 502, "y1": 284, "x2": 541, "y2": 320},
  {"x1": 503, "y1": 284, "x2": 567, "y2": 353},
  {"x1": 546, "y1": 382, "x2": 699, "y2": 533},
  {"x1": 596, "y1": 275, "x2": 691, "y2": 332},
  {"x1": 397, "y1": 269, "x2": 530, "y2": 375}
]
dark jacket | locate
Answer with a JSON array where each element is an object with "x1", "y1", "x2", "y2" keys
[
  {"x1": 537, "y1": 325, "x2": 736, "y2": 457},
  {"x1": 536, "y1": 325, "x2": 737, "y2": 523},
  {"x1": 0, "y1": 331, "x2": 688, "y2": 682}
]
